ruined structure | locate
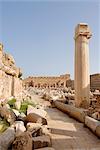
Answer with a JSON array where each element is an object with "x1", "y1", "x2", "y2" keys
[
  {"x1": 23, "y1": 74, "x2": 70, "y2": 89},
  {"x1": 90, "y1": 74, "x2": 100, "y2": 91},
  {"x1": 74, "y1": 23, "x2": 92, "y2": 108},
  {"x1": 0, "y1": 43, "x2": 22, "y2": 99}
]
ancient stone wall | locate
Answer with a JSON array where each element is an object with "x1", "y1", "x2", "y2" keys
[
  {"x1": 23, "y1": 74, "x2": 70, "y2": 89},
  {"x1": 24, "y1": 74, "x2": 100, "y2": 91},
  {"x1": 90, "y1": 74, "x2": 100, "y2": 91},
  {"x1": 0, "y1": 43, "x2": 22, "y2": 99}
]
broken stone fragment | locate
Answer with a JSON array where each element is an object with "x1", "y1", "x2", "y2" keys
[
  {"x1": 12, "y1": 109, "x2": 20, "y2": 117},
  {"x1": 0, "y1": 127, "x2": 15, "y2": 150},
  {"x1": 32, "y1": 135, "x2": 52, "y2": 149},
  {"x1": 85, "y1": 116, "x2": 100, "y2": 132},
  {"x1": 95, "y1": 124, "x2": 100, "y2": 138},
  {"x1": 27, "y1": 105, "x2": 47, "y2": 118},
  {"x1": 0, "y1": 106, "x2": 16, "y2": 124},
  {"x1": 13, "y1": 121, "x2": 26, "y2": 137},
  {"x1": 12, "y1": 131, "x2": 32, "y2": 150},
  {"x1": 25, "y1": 113, "x2": 47, "y2": 125},
  {"x1": 26, "y1": 122, "x2": 42, "y2": 132},
  {"x1": 92, "y1": 112, "x2": 100, "y2": 121},
  {"x1": 41, "y1": 126, "x2": 50, "y2": 136}
]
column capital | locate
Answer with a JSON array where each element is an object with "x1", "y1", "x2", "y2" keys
[{"x1": 74, "y1": 23, "x2": 92, "y2": 40}]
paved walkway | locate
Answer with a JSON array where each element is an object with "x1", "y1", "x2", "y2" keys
[{"x1": 46, "y1": 108, "x2": 100, "y2": 150}]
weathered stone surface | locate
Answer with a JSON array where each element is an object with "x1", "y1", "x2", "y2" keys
[
  {"x1": 74, "y1": 23, "x2": 92, "y2": 108},
  {"x1": 0, "y1": 43, "x2": 22, "y2": 99},
  {"x1": 54, "y1": 101, "x2": 87, "y2": 123},
  {"x1": 23, "y1": 74, "x2": 70, "y2": 89},
  {"x1": 32, "y1": 135, "x2": 51, "y2": 149},
  {"x1": 85, "y1": 116, "x2": 100, "y2": 132},
  {"x1": 12, "y1": 131, "x2": 32, "y2": 150},
  {"x1": 13, "y1": 121, "x2": 26, "y2": 137},
  {"x1": 26, "y1": 122, "x2": 42, "y2": 131},
  {"x1": 25, "y1": 113, "x2": 47, "y2": 125},
  {"x1": 12, "y1": 109, "x2": 20, "y2": 117},
  {"x1": 90, "y1": 74, "x2": 100, "y2": 91},
  {"x1": 95, "y1": 125, "x2": 100, "y2": 138},
  {"x1": 92, "y1": 112, "x2": 100, "y2": 121},
  {"x1": 26, "y1": 122, "x2": 42, "y2": 137},
  {"x1": 27, "y1": 105, "x2": 47, "y2": 118},
  {"x1": 0, "y1": 106, "x2": 16, "y2": 124},
  {"x1": 0, "y1": 127, "x2": 15, "y2": 150}
]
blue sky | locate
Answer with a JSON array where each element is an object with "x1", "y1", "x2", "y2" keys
[{"x1": 0, "y1": 0, "x2": 100, "y2": 79}]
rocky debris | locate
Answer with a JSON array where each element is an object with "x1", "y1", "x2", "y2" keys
[
  {"x1": 13, "y1": 121, "x2": 26, "y2": 137},
  {"x1": 0, "y1": 127, "x2": 15, "y2": 150},
  {"x1": 88, "y1": 95, "x2": 100, "y2": 120},
  {"x1": 0, "y1": 105, "x2": 16, "y2": 125},
  {"x1": 25, "y1": 113, "x2": 47, "y2": 125},
  {"x1": 26, "y1": 122, "x2": 50, "y2": 137},
  {"x1": 26, "y1": 122, "x2": 42, "y2": 131},
  {"x1": 26, "y1": 122, "x2": 43, "y2": 137},
  {"x1": 12, "y1": 109, "x2": 20, "y2": 117},
  {"x1": 32, "y1": 135, "x2": 51, "y2": 149},
  {"x1": 92, "y1": 111, "x2": 100, "y2": 121},
  {"x1": 12, "y1": 131, "x2": 32, "y2": 150},
  {"x1": 27, "y1": 105, "x2": 47, "y2": 118}
]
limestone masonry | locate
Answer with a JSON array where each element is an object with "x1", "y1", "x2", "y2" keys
[
  {"x1": 23, "y1": 74, "x2": 70, "y2": 89},
  {"x1": 23, "y1": 74, "x2": 100, "y2": 91},
  {"x1": 0, "y1": 43, "x2": 22, "y2": 99}
]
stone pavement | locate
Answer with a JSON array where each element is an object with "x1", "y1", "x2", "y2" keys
[{"x1": 46, "y1": 108, "x2": 100, "y2": 150}]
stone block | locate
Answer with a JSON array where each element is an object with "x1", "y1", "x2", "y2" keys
[
  {"x1": 25, "y1": 113, "x2": 47, "y2": 125},
  {"x1": 27, "y1": 105, "x2": 47, "y2": 118},
  {"x1": 12, "y1": 131, "x2": 32, "y2": 150},
  {"x1": 95, "y1": 125, "x2": 100, "y2": 138},
  {"x1": 13, "y1": 121, "x2": 26, "y2": 137},
  {"x1": 54, "y1": 101, "x2": 87, "y2": 123},
  {"x1": 0, "y1": 127, "x2": 15, "y2": 150},
  {"x1": 32, "y1": 135, "x2": 51, "y2": 149},
  {"x1": 85, "y1": 116, "x2": 100, "y2": 132}
]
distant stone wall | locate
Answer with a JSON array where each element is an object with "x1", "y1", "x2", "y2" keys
[
  {"x1": 23, "y1": 74, "x2": 70, "y2": 89},
  {"x1": 66, "y1": 79, "x2": 74, "y2": 89},
  {"x1": 23, "y1": 73, "x2": 100, "y2": 91},
  {"x1": 90, "y1": 74, "x2": 100, "y2": 91},
  {"x1": 0, "y1": 43, "x2": 22, "y2": 99}
]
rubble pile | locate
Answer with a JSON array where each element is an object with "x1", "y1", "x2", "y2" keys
[
  {"x1": 32, "y1": 87, "x2": 100, "y2": 121},
  {"x1": 0, "y1": 95, "x2": 52, "y2": 150},
  {"x1": 88, "y1": 90, "x2": 100, "y2": 121}
]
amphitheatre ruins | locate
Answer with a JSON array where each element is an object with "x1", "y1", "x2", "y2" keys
[{"x1": 0, "y1": 23, "x2": 100, "y2": 150}]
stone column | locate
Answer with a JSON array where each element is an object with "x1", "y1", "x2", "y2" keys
[{"x1": 74, "y1": 23, "x2": 92, "y2": 108}]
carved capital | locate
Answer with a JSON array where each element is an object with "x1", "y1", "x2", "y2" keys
[{"x1": 74, "y1": 23, "x2": 92, "y2": 40}]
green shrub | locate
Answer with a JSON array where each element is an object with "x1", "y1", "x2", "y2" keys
[
  {"x1": 0, "y1": 119, "x2": 9, "y2": 133},
  {"x1": 19, "y1": 101, "x2": 36, "y2": 114},
  {"x1": 7, "y1": 98, "x2": 16, "y2": 108}
]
